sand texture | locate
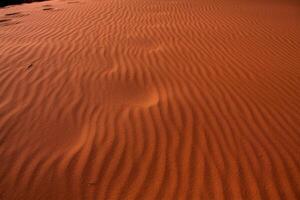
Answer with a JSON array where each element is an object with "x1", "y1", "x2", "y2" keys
[{"x1": 0, "y1": 0, "x2": 300, "y2": 199}]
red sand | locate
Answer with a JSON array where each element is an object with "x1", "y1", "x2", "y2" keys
[{"x1": 0, "y1": 0, "x2": 299, "y2": 199}]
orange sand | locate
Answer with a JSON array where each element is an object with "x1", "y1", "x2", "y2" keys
[{"x1": 0, "y1": 0, "x2": 299, "y2": 199}]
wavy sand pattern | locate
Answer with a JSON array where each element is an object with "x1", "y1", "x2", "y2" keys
[{"x1": 0, "y1": 0, "x2": 300, "y2": 199}]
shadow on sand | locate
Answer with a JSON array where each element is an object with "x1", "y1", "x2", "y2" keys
[{"x1": 1, "y1": 0, "x2": 48, "y2": 8}]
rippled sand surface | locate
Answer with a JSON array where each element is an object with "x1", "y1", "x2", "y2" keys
[{"x1": 0, "y1": 0, "x2": 299, "y2": 199}]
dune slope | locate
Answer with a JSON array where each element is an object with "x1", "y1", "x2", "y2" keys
[{"x1": 0, "y1": 0, "x2": 300, "y2": 199}]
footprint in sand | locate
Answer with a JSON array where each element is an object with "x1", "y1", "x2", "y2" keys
[
  {"x1": 43, "y1": 7, "x2": 55, "y2": 11},
  {"x1": 0, "y1": 19, "x2": 10, "y2": 23},
  {"x1": 42, "y1": 5, "x2": 62, "y2": 11},
  {"x1": 91, "y1": 79, "x2": 159, "y2": 108},
  {"x1": 5, "y1": 12, "x2": 20, "y2": 16},
  {"x1": 0, "y1": 18, "x2": 19, "y2": 27},
  {"x1": 5, "y1": 12, "x2": 29, "y2": 18},
  {"x1": 0, "y1": 11, "x2": 29, "y2": 27}
]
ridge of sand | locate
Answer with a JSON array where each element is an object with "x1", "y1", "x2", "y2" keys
[{"x1": 0, "y1": 0, "x2": 299, "y2": 199}]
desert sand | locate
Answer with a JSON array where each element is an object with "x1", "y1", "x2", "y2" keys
[{"x1": 0, "y1": 0, "x2": 299, "y2": 199}]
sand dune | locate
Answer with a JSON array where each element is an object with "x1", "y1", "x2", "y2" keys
[{"x1": 0, "y1": 0, "x2": 299, "y2": 199}]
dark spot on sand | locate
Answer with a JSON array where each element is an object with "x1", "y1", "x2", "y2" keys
[
  {"x1": 27, "y1": 64, "x2": 33, "y2": 69},
  {"x1": 0, "y1": 18, "x2": 19, "y2": 27},
  {"x1": 0, "y1": 19, "x2": 11, "y2": 23},
  {"x1": 4, "y1": 12, "x2": 29, "y2": 18},
  {"x1": 87, "y1": 182, "x2": 97, "y2": 186},
  {"x1": 5, "y1": 12, "x2": 21, "y2": 16},
  {"x1": 43, "y1": 7, "x2": 54, "y2": 10}
]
